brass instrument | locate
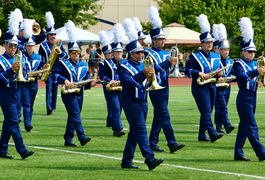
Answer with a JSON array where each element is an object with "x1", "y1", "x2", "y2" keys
[
  {"x1": 257, "y1": 52, "x2": 265, "y2": 87},
  {"x1": 144, "y1": 55, "x2": 165, "y2": 91},
  {"x1": 0, "y1": 29, "x2": 2, "y2": 38},
  {"x1": 106, "y1": 81, "x2": 122, "y2": 91},
  {"x1": 61, "y1": 71, "x2": 97, "y2": 94},
  {"x1": 169, "y1": 42, "x2": 179, "y2": 74},
  {"x1": 14, "y1": 48, "x2": 26, "y2": 82},
  {"x1": 216, "y1": 76, "x2": 237, "y2": 88},
  {"x1": 197, "y1": 61, "x2": 232, "y2": 85},
  {"x1": 27, "y1": 69, "x2": 49, "y2": 82},
  {"x1": 33, "y1": 24, "x2": 41, "y2": 36},
  {"x1": 41, "y1": 39, "x2": 62, "y2": 81}
]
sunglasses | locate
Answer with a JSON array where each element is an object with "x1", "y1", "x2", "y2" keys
[
  {"x1": 135, "y1": 51, "x2": 144, "y2": 55},
  {"x1": 49, "y1": 34, "x2": 56, "y2": 36},
  {"x1": 71, "y1": 50, "x2": 81, "y2": 54},
  {"x1": 247, "y1": 51, "x2": 255, "y2": 54},
  {"x1": 8, "y1": 44, "x2": 17, "y2": 48},
  {"x1": 19, "y1": 29, "x2": 24, "y2": 31}
]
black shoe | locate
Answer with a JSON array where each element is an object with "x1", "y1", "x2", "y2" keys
[
  {"x1": 81, "y1": 137, "x2": 91, "y2": 146},
  {"x1": 211, "y1": 133, "x2": 224, "y2": 142},
  {"x1": 19, "y1": 116, "x2": 22, "y2": 123},
  {"x1": 113, "y1": 130, "x2": 126, "y2": 137},
  {"x1": 198, "y1": 137, "x2": 211, "y2": 142},
  {"x1": 26, "y1": 125, "x2": 33, "y2": 132},
  {"x1": 147, "y1": 158, "x2": 164, "y2": 170},
  {"x1": 151, "y1": 146, "x2": 165, "y2": 152},
  {"x1": 225, "y1": 125, "x2": 235, "y2": 134},
  {"x1": 47, "y1": 108, "x2": 52, "y2": 115},
  {"x1": 20, "y1": 150, "x2": 34, "y2": 159},
  {"x1": 121, "y1": 163, "x2": 140, "y2": 169},
  {"x1": 0, "y1": 152, "x2": 13, "y2": 159},
  {"x1": 259, "y1": 153, "x2": 265, "y2": 162},
  {"x1": 170, "y1": 143, "x2": 185, "y2": 153},
  {"x1": 51, "y1": 110, "x2": 56, "y2": 114},
  {"x1": 106, "y1": 123, "x2": 112, "y2": 127},
  {"x1": 216, "y1": 127, "x2": 225, "y2": 134},
  {"x1": 64, "y1": 142, "x2": 77, "y2": 147},
  {"x1": 234, "y1": 156, "x2": 251, "y2": 161}
]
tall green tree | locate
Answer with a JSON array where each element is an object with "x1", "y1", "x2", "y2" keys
[
  {"x1": 0, "y1": 0, "x2": 103, "y2": 43},
  {"x1": 153, "y1": 0, "x2": 265, "y2": 57}
]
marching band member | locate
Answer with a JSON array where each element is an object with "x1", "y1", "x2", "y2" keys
[
  {"x1": 132, "y1": 17, "x2": 148, "y2": 59},
  {"x1": 0, "y1": 10, "x2": 34, "y2": 159},
  {"x1": 20, "y1": 19, "x2": 45, "y2": 132},
  {"x1": 98, "y1": 30, "x2": 113, "y2": 127},
  {"x1": 38, "y1": 12, "x2": 67, "y2": 115},
  {"x1": 147, "y1": 6, "x2": 185, "y2": 153},
  {"x1": 185, "y1": 14, "x2": 224, "y2": 142},
  {"x1": 118, "y1": 18, "x2": 163, "y2": 170},
  {"x1": 101, "y1": 23, "x2": 125, "y2": 137},
  {"x1": 212, "y1": 24, "x2": 220, "y2": 54},
  {"x1": 214, "y1": 24, "x2": 235, "y2": 134},
  {"x1": 233, "y1": 17, "x2": 265, "y2": 161},
  {"x1": 52, "y1": 20, "x2": 96, "y2": 147}
]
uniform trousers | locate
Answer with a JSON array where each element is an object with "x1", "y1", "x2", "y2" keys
[
  {"x1": 61, "y1": 93, "x2": 87, "y2": 143},
  {"x1": 45, "y1": 75, "x2": 58, "y2": 110},
  {"x1": 0, "y1": 85, "x2": 27, "y2": 154},
  {"x1": 149, "y1": 87, "x2": 176, "y2": 147},
  {"x1": 191, "y1": 80, "x2": 218, "y2": 139},
  {"x1": 215, "y1": 86, "x2": 231, "y2": 129},
  {"x1": 105, "y1": 90, "x2": 123, "y2": 131},
  {"x1": 103, "y1": 86, "x2": 112, "y2": 126},
  {"x1": 122, "y1": 97, "x2": 154, "y2": 165},
  {"x1": 235, "y1": 89, "x2": 265, "y2": 157},
  {"x1": 20, "y1": 80, "x2": 38, "y2": 129}
]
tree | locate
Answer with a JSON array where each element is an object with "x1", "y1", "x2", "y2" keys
[
  {"x1": 153, "y1": 0, "x2": 265, "y2": 57},
  {"x1": 0, "y1": 0, "x2": 103, "y2": 44}
]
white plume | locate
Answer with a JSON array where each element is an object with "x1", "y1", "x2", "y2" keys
[
  {"x1": 14, "y1": 8, "x2": 23, "y2": 23},
  {"x1": 113, "y1": 23, "x2": 125, "y2": 44},
  {"x1": 212, "y1": 24, "x2": 219, "y2": 40},
  {"x1": 65, "y1": 20, "x2": 77, "y2": 43},
  {"x1": 24, "y1": 19, "x2": 35, "y2": 39},
  {"x1": 132, "y1": 17, "x2": 143, "y2": 32},
  {"x1": 98, "y1": 30, "x2": 109, "y2": 47},
  {"x1": 218, "y1": 23, "x2": 227, "y2": 41},
  {"x1": 197, "y1": 14, "x2": 211, "y2": 33},
  {"x1": 123, "y1": 18, "x2": 138, "y2": 42},
  {"x1": 45, "y1": 11, "x2": 55, "y2": 28},
  {"x1": 238, "y1": 17, "x2": 254, "y2": 43},
  {"x1": 148, "y1": 6, "x2": 162, "y2": 29},
  {"x1": 7, "y1": 10, "x2": 19, "y2": 36}
]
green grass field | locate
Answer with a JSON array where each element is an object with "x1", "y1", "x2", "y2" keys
[{"x1": 1, "y1": 85, "x2": 265, "y2": 180}]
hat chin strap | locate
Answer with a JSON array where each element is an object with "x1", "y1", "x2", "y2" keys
[{"x1": 153, "y1": 39, "x2": 162, "y2": 50}]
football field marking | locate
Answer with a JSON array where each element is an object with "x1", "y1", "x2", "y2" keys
[{"x1": 10, "y1": 143, "x2": 265, "y2": 179}]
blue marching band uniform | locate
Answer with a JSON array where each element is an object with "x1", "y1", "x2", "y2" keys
[
  {"x1": 53, "y1": 41, "x2": 92, "y2": 147},
  {"x1": 38, "y1": 37, "x2": 68, "y2": 114},
  {"x1": 215, "y1": 54, "x2": 234, "y2": 133},
  {"x1": 100, "y1": 42, "x2": 124, "y2": 136},
  {"x1": 185, "y1": 48, "x2": 223, "y2": 141},
  {"x1": 21, "y1": 48, "x2": 44, "y2": 131}
]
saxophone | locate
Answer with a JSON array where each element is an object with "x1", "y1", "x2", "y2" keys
[
  {"x1": 216, "y1": 76, "x2": 236, "y2": 88},
  {"x1": 41, "y1": 39, "x2": 62, "y2": 81},
  {"x1": 197, "y1": 61, "x2": 231, "y2": 85},
  {"x1": 106, "y1": 81, "x2": 122, "y2": 91},
  {"x1": 61, "y1": 71, "x2": 97, "y2": 94}
]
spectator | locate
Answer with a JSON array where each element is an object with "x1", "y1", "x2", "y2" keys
[{"x1": 86, "y1": 45, "x2": 99, "y2": 77}]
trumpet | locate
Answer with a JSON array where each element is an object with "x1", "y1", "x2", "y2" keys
[
  {"x1": 144, "y1": 55, "x2": 165, "y2": 91},
  {"x1": 257, "y1": 52, "x2": 265, "y2": 87},
  {"x1": 197, "y1": 61, "x2": 232, "y2": 85},
  {"x1": 106, "y1": 81, "x2": 122, "y2": 91},
  {"x1": 41, "y1": 39, "x2": 62, "y2": 81},
  {"x1": 216, "y1": 76, "x2": 237, "y2": 88},
  {"x1": 61, "y1": 70, "x2": 97, "y2": 94},
  {"x1": 14, "y1": 48, "x2": 26, "y2": 82}
]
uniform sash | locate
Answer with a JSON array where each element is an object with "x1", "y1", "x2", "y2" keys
[
  {"x1": 192, "y1": 51, "x2": 220, "y2": 74},
  {"x1": 237, "y1": 59, "x2": 257, "y2": 91},
  {"x1": 105, "y1": 59, "x2": 119, "y2": 80}
]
